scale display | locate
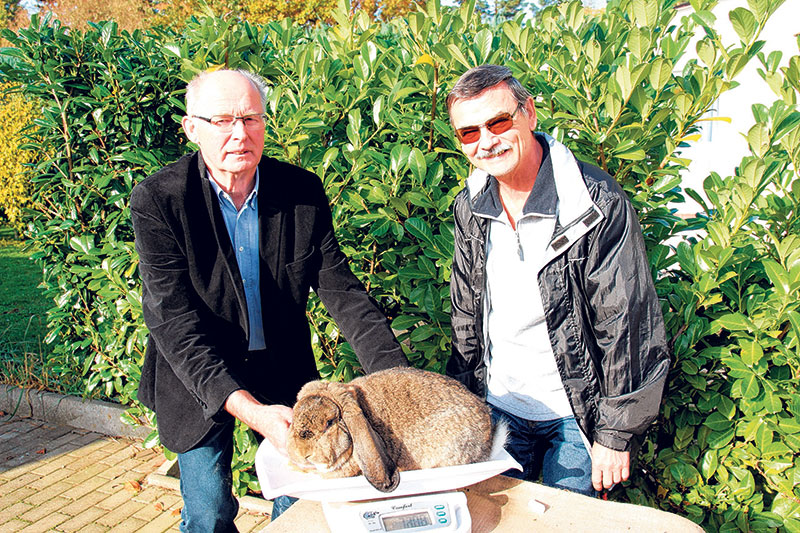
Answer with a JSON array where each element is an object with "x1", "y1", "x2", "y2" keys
[
  {"x1": 322, "y1": 491, "x2": 471, "y2": 533},
  {"x1": 381, "y1": 511, "x2": 433, "y2": 531}
]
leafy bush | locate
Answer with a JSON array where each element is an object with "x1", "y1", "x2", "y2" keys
[
  {"x1": 1, "y1": 0, "x2": 797, "y2": 527},
  {"x1": 638, "y1": 70, "x2": 800, "y2": 531},
  {"x1": 0, "y1": 18, "x2": 186, "y2": 409},
  {"x1": 0, "y1": 82, "x2": 37, "y2": 231}
]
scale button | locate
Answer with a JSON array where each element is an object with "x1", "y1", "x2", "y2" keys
[
  {"x1": 434, "y1": 505, "x2": 445, "y2": 510},
  {"x1": 436, "y1": 511, "x2": 446, "y2": 517},
  {"x1": 439, "y1": 518, "x2": 448, "y2": 524}
]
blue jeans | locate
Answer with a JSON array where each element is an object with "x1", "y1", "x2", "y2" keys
[
  {"x1": 177, "y1": 421, "x2": 299, "y2": 529},
  {"x1": 178, "y1": 422, "x2": 239, "y2": 532},
  {"x1": 491, "y1": 406, "x2": 596, "y2": 497},
  {"x1": 270, "y1": 495, "x2": 298, "y2": 521}
]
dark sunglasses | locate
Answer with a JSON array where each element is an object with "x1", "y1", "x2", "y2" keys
[{"x1": 455, "y1": 104, "x2": 523, "y2": 144}]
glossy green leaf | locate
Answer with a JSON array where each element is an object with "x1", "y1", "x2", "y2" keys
[
  {"x1": 712, "y1": 313, "x2": 755, "y2": 332},
  {"x1": 631, "y1": 0, "x2": 659, "y2": 27},
  {"x1": 707, "y1": 427, "x2": 735, "y2": 449},
  {"x1": 700, "y1": 449, "x2": 719, "y2": 479},
  {"x1": 391, "y1": 315, "x2": 421, "y2": 330},
  {"x1": 747, "y1": 122, "x2": 770, "y2": 158},
  {"x1": 762, "y1": 259, "x2": 789, "y2": 293},
  {"x1": 729, "y1": 7, "x2": 757, "y2": 42},
  {"x1": 648, "y1": 58, "x2": 672, "y2": 90},
  {"x1": 474, "y1": 28, "x2": 492, "y2": 64},
  {"x1": 704, "y1": 412, "x2": 732, "y2": 432},
  {"x1": 696, "y1": 39, "x2": 717, "y2": 67},
  {"x1": 405, "y1": 217, "x2": 434, "y2": 245},
  {"x1": 740, "y1": 374, "x2": 761, "y2": 400},
  {"x1": 408, "y1": 148, "x2": 427, "y2": 184},
  {"x1": 739, "y1": 340, "x2": 764, "y2": 366}
]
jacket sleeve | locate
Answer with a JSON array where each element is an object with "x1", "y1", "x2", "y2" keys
[
  {"x1": 584, "y1": 182, "x2": 670, "y2": 452},
  {"x1": 131, "y1": 182, "x2": 244, "y2": 420},
  {"x1": 447, "y1": 192, "x2": 484, "y2": 392},
  {"x1": 309, "y1": 180, "x2": 409, "y2": 373}
]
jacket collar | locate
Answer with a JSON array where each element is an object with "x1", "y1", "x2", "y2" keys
[
  {"x1": 465, "y1": 133, "x2": 604, "y2": 261},
  {"x1": 466, "y1": 133, "x2": 600, "y2": 230},
  {"x1": 471, "y1": 136, "x2": 557, "y2": 220}
]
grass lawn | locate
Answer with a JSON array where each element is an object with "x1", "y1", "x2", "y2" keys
[{"x1": 0, "y1": 225, "x2": 62, "y2": 391}]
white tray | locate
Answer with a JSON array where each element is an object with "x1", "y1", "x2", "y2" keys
[{"x1": 255, "y1": 439, "x2": 522, "y2": 502}]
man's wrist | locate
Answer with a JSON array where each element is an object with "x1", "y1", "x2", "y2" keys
[
  {"x1": 593, "y1": 431, "x2": 632, "y2": 452},
  {"x1": 224, "y1": 389, "x2": 261, "y2": 423}
]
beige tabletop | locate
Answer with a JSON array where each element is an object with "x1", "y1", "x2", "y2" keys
[{"x1": 261, "y1": 475, "x2": 703, "y2": 532}]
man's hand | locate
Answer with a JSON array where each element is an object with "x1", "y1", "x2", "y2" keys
[
  {"x1": 591, "y1": 441, "x2": 630, "y2": 492},
  {"x1": 224, "y1": 390, "x2": 293, "y2": 456}
]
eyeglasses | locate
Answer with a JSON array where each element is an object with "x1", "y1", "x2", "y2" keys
[
  {"x1": 454, "y1": 104, "x2": 523, "y2": 144},
  {"x1": 192, "y1": 114, "x2": 267, "y2": 132}
]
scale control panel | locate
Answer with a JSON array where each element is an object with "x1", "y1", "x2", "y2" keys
[
  {"x1": 323, "y1": 491, "x2": 470, "y2": 533},
  {"x1": 360, "y1": 500, "x2": 451, "y2": 532}
]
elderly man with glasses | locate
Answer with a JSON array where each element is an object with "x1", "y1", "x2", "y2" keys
[
  {"x1": 446, "y1": 65, "x2": 670, "y2": 496},
  {"x1": 130, "y1": 69, "x2": 408, "y2": 530}
]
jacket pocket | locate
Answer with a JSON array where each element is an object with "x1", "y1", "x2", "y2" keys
[{"x1": 284, "y1": 246, "x2": 318, "y2": 302}]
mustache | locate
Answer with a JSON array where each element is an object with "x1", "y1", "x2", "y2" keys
[{"x1": 476, "y1": 144, "x2": 511, "y2": 159}]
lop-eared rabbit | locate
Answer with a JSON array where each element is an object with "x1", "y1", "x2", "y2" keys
[{"x1": 287, "y1": 367, "x2": 505, "y2": 492}]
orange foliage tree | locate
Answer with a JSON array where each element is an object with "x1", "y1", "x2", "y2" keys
[
  {"x1": 30, "y1": 0, "x2": 427, "y2": 30},
  {"x1": 37, "y1": 0, "x2": 156, "y2": 30},
  {"x1": 2, "y1": 0, "x2": 27, "y2": 30},
  {"x1": 35, "y1": 0, "x2": 247, "y2": 32}
]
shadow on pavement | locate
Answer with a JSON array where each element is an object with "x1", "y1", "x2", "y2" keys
[{"x1": 0, "y1": 416, "x2": 105, "y2": 472}]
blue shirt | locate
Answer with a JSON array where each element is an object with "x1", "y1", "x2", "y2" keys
[{"x1": 207, "y1": 171, "x2": 266, "y2": 351}]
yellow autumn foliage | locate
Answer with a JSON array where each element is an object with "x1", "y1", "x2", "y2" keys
[
  {"x1": 0, "y1": 84, "x2": 37, "y2": 231},
  {"x1": 246, "y1": 0, "x2": 424, "y2": 25},
  {"x1": 246, "y1": 0, "x2": 339, "y2": 25}
]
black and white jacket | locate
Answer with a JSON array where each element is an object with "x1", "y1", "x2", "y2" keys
[{"x1": 447, "y1": 134, "x2": 670, "y2": 452}]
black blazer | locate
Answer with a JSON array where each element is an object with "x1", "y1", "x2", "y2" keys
[{"x1": 130, "y1": 152, "x2": 407, "y2": 453}]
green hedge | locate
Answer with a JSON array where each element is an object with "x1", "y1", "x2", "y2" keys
[{"x1": 1, "y1": 0, "x2": 798, "y2": 529}]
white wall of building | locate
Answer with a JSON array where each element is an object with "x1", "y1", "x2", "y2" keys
[{"x1": 673, "y1": 0, "x2": 799, "y2": 215}]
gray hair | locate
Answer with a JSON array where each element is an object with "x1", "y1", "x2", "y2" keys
[
  {"x1": 184, "y1": 68, "x2": 268, "y2": 115},
  {"x1": 446, "y1": 65, "x2": 532, "y2": 115}
]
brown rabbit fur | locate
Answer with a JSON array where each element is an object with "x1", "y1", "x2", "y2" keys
[{"x1": 287, "y1": 367, "x2": 496, "y2": 492}]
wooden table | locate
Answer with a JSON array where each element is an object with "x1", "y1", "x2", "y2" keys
[{"x1": 261, "y1": 475, "x2": 703, "y2": 532}]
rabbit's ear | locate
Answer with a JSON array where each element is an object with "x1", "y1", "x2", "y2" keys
[{"x1": 335, "y1": 385, "x2": 399, "y2": 493}]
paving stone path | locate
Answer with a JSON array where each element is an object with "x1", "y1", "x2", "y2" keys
[{"x1": 0, "y1": 417, "x2": 272, "y2": 532}]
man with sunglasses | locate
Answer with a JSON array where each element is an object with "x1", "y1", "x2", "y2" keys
[
  {"x1": 446, "y1": 65, "x2": 669, "y2": 496},
  {"x1": 130, "y1": 69, "x2": 408, "y2": 530}
]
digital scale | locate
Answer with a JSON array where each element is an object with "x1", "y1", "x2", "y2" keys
[
  {"x1": 255, "y1": 437, "x2": 523, "y2": 533},
  {"x1": 321, "y1": 491, "x2": 471, "y2": 533}
]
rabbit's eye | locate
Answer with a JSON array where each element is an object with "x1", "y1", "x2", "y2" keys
[
  {"x1": 299, "y1": 429, "x2": 313, "y2": 439},
  {"x1": 324, "y1": 418, "x2": 336, "y2": 430}
]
